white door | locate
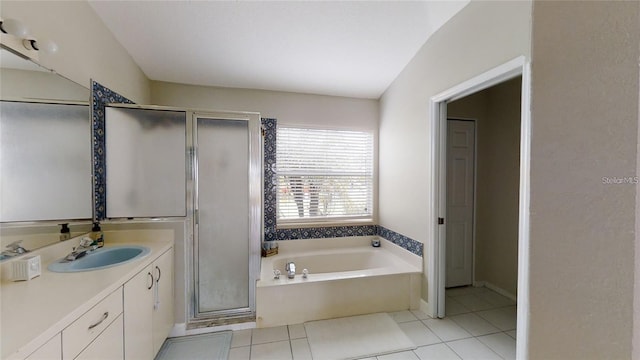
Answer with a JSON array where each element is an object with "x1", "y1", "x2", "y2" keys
[{"x1": 445, "y1": 120, "x2": 475, "y2": 288}]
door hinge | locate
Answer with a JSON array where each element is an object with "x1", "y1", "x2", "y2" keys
[{"x1": 438, "y1": 217, "x2": 445, "y2": 225}]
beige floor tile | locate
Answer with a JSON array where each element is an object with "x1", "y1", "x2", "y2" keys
[
  {"x1": 288, "y1": 324, "x2": 307, "y2": 339},
  {"x1": 423, "y1": 318, "x2": 472, "y2": 342},
  {"x1": 449, "y1": 313, "x2": 500, "y2": 337},
  {"x1": 232, "y1": 329, "x2": 252, "y2": 348},
  {"x1": 377, "y1": 350, "x2": 420, "y2": 360},
  {"x1": 252, "y1": 326, "x2": 289, "y2": 345},
  {"x1": 476, "y1": 291, "x2": 516, "y2": 307},
  {"x1": 410, "y1": 309, "x2": 432, "y2": 320},
  {"x1": 445, "y1": 297, "x2": 472, "y2": 316},
  {"x1": 291, "y1": 338, "x2": 312, "y2": 360},
  {"x1": 389, "y1": 310, "x2": 419, "y2": 323},
  {"x1": 398, "y1": 320, "x2": 442, "y2": 346},
  {"x1": 250, "y1": 340, "x2": 292, "y2": 360},
  {"x1": 477, "y1": 333, "x2": 516, "y2": 360},
  {"x1": 229, "y1": 346, "x2": 251, "y2": 360},
  {"x1": 446, "y1": 338, "x2": 502, "y2": 360},
  {"x1": 454, "y1": 294, "x2": 495, "y2": 312},
  {"x1": 414, "y1": 343, "x2": 462, "y2": 360},
  {"x1": 476, "y1": 307, "x2": 517, "y2": 331}
]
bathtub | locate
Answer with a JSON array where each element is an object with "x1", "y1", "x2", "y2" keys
[{"x1": 256, "y1": 236, "x2": 422, "y2": 327}]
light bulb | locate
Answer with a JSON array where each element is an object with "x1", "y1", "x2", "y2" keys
[
  {"x1": 1, "y1": 18, "x2": 29, "y2": 38},
  {"x1": 37, "y1": 39, "x2": 58, "y2": 54}
]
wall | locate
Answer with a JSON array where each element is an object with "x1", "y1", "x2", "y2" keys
[
  {"x1": 448, "y1": 77, "x2": 521, "y2": 297},
  {"x1": 529, "y1": 1, "x2": 639, "y2": 358},
  {"x1": 378, "y1": 1, "x2": 531, "y2": 301},
  {"x1": 150, "y1": 81, "x2": 378, "y2": 131},
  {"x1": 0, "y1": 1, "x2": 150, "y2": 103}
]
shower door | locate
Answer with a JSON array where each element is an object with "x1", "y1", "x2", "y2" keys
[{"x1": 191, "y1": 112, "x2": 261, "y2": 322}]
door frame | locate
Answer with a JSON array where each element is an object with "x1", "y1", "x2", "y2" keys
[
  {"x1": 445, "y1": 118, "x2": 478, "y2": 289},
  {"x1": 429, "y1": 56, "x2": 531, "y2": 359}
]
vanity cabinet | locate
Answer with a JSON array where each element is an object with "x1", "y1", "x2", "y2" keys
[
  {"x1": 62, "y1": 287, "x2": 123, "y2": 359},
  {"x1": 75, "y1": 315, "x2": 123, "y2": 360},
  {"x1": 124, "y1": 248, "x2": 174, "y2": 359},
  {"x1": 25, "y1": 334, "x2": 61, "y2": 360}
]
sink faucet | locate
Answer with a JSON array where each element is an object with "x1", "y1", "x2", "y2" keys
[
  {"x1": 285, "y1": 261, "x2": 296, "y2": 279},
  {"x1": 65, "y1": 237, "x2": 97, "y2": 262},
  {"x1": 1, "y1": 240, "x2": 28, "y2": 258}
]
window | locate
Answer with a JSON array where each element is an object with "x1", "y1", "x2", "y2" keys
[{"x1": 276, "y1": 127, "x2": 374, "y2": 224}]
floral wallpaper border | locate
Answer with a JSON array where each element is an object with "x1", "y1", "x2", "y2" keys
[{"x1": 91, "y1": 80, "x2": 134, "y2": 220}]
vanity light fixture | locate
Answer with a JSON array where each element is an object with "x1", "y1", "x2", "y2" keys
[{"x1": 0, "y1": 17, "x2": 58, "y2": 61}]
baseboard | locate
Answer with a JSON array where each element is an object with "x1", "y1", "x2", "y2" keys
[
  {"x1": 169, "y1": 322, "x2": 256, "y2": 338},
  {"x1": 419, "y1": 298, "x2": 434, "y2": 318},
  {"x1": 475, "y1": 281, "x2": 517, "y2": 302}
]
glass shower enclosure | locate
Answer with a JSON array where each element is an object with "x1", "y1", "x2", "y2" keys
[{"x1": 104, "y1": 105, "x2": 261, "y2": 326}]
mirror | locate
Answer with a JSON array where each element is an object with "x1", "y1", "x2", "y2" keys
[{"x1": 0, "y1": 47, "x2": 92, "y2": 256}]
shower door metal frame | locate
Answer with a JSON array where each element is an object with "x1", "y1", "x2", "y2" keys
[{"x1": 189, "y1": 110, "x2": 262, "y2": 324}]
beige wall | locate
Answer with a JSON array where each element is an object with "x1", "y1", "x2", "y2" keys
[
  {"x1": 150, "y1": 81, "x2": 379, "y2": 131},
  {"x1": 448, "y1": 77, "x2": 521, "y2": 296},
  {"x1": 379, "y1": 1, "x2": 531, "y2": 301},
  {"x1": 0, "y1": 1, "x2": 150, "y2": 103},
  {"x1": 1, "y1": 68, "x2": 89, "y2": 102},
  {"x1": 529, "y1": 1, "x2": 639, "y2": 358}
]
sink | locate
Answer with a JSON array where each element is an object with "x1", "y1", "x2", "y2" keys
[{"x1": 48, "y1": 245, "x2": 150, "y2": 273}]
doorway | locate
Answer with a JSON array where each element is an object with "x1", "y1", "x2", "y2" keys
[{"x1": 429, "y1": 56, "x2": 531, "y2": 358}]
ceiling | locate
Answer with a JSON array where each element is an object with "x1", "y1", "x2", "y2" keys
[{"x1": 89, "y1": 1, "x2": 469, "y2": 99}]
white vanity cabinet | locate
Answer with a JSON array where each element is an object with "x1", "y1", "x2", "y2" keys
[
  {"x1": 2, "y1": 238, "x2": 174, "y2": 360},
  {"x1": 124, "y1": 248, "x2": 174, "y2": 359},
  {"x1": 75, "y1": 315, "x2": 124, "y2": 360},
  {"x1": 25, "y1": 334, "x2": 61, "y2": 360},
  {"x1": 62, "y1": 287, "x2": 123, "y2": 359}
]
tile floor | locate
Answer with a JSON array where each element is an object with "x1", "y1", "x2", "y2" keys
[{"x1": 228, "y1": 286, "x2": 516, "y2": 360}]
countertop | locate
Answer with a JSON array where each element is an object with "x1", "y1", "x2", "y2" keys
[{"x1": 1, "y1": 230, "x2": 174, "y2": 359}]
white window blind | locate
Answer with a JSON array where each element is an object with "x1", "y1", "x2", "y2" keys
[{"x1": 276, "y1": 127, "x2": 374, "y2": 223}]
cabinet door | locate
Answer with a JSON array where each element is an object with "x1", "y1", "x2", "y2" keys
[
  {"x1": 152, "y1": 248, "x2": 174, "y2": 355},
  {"x1": 75, "y1": 314, "x2": 123, "y2": 360},
  {"x1": 26, "y1": 333, "x2": 61, "y2": 360},
  {"x1": 123, "y1": 264, "x2": 154, "y2": 360}
]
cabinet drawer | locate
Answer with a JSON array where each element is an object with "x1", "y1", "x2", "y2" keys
[
  {"x1": 62, "y1": 287, "x2": 123, "y2": 359},
  {"x1": 26, "y1": 333, "x2": 61, "y2": 360},
  {"x1": 75, "y1": 314, "x2": 123, "y2": 360}
]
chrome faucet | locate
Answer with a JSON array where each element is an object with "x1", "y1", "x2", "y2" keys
[
  {"x1": 285, "y1": 262, "x2": 296, "y2": 279},
  {"x1": 65, "y1": 237, "x2": 97, "y2": 262},
  {"x1": 1, "y1": 240, "x2": 28, "y2": 258}
]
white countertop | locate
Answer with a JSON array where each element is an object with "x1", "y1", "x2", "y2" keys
[{"x1": 1, "y1": 231, "x2": 174, "y2": 359}]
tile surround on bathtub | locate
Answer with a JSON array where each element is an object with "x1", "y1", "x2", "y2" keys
[
  {"x1": 91, "y1": 80, "x2": 135, "y2": 220},
  {"x1": 261, "y1": 118, "x2": 423, "y2": 257},
  {"x1": 377, "y1": 226, "x2": 423, "y2": 257}
]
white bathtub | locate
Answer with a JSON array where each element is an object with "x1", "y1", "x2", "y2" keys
[{"x1": 256, "y1": 236, "x2": 422, "y2": 327}]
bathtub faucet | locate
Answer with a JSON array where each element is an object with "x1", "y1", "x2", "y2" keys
[{"x1": 285, "y1": 262, "x2": 296, "y2": 279}]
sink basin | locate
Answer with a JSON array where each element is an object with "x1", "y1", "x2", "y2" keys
[{"x1": 48, "y1": 245, "x2": 150, "y2": 273}]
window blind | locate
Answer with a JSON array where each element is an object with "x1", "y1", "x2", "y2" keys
[{"x1": 276, "y1": 127, "x2": 374, "y2": 223}]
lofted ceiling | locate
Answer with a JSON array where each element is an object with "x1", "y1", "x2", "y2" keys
[{"x1": 89, "y1": 1, "x2": 469, "y2": 99}]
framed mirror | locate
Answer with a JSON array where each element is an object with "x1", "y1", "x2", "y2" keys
[{"x1": 0, "y1": 47, "x2": 92, "y2": 256}]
